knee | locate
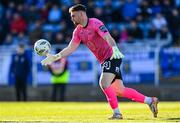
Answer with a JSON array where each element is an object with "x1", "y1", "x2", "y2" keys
[{"x1": 118, "y1": 87, "x2": 126, "y2": 96}]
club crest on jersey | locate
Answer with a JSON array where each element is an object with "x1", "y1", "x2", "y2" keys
[
  {"x1": 115, "y1": 67, "x2": 120, "y2": 73},
  {"x1": 99, "y1": 25, "x2": 107, "y2": 33}
]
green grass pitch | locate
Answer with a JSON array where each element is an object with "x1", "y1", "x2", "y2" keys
[{"x1": 0, "y1": 102, "x2": 180, "y2": 122}]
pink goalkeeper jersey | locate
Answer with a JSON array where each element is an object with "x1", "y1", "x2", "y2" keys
[{"x1": 72, "y1": 18, "x2": 113, "y2": 63}]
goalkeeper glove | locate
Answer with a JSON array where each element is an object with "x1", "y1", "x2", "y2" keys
[
  {"x1": 41, "y1": 53, "x2": 61, "y2": 66},
  {"x1": 110, "y1": 46, "x2": 124, "y2": 60}
]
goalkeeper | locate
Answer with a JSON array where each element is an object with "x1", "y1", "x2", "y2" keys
[{"x1": 41, "y1": 4, "x2": 159, "y2": 119}]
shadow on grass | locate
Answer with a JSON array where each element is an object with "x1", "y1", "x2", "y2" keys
[
  {"x1": 125, "y1": 118, "x2": 136, "y2": 120},
  {"x1": 166, "y1": 118, "x2": 180, "y2": 121}
]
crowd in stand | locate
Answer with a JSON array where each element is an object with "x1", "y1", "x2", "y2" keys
[{"x1": 0, "y1": 0, "x2": 179, "y2": 47}]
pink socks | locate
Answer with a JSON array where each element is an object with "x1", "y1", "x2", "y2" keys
[
  {"x1": 111, "y1": 80, "x2": 145, "y2": 103},
  {"x1": 121, "y1": 87, "x2": 145, "y2": 103},
  {"x1": 103, "y1": 86, "x2": 119, "y2": 109},
  {"x1": 101, "y1": 79, "x2": 150, "y2": 114}
]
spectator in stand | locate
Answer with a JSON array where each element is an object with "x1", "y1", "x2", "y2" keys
[
  {"x1": 48, "y1": 4, "x2": 62, "y2": 24},
  {"x1": 4, "y1": 2, "x2": 16, "y2": 39},
  {"x1": 53, "y1": 32, "x2": 66, "y2": 44},
  {"x1": 60, "y1": 0, "x2": 73, "y2": 7},
  {"x1": 16, "y1": 4, "x2": 26, "y2": 19},
  {"x1": 0, "y1": 24, "x2": 3, "y2": 45},
  {"x1": 136, "y1": 0, "x2": 152, "y2": 22},
  {"x1": 103, "y1": 0, "x2": 114, "y2": 23},
  {"x1": 111, "y1": 28, "x2": 120, "y2": 43},
  {"x1": 0, "y1": 3, "x2": 4, "y2": 44},
  {"x1": 6, "y1": 2, "x2": 16, "y2": 18},
  {"x1": 40, "y1": 4, "x2": 49, "y2": 23},
  {"x1": 10, "y1": 13, "x2": 27, "y2": 34},
  {"x1": 35, "y1": 0, "x2": 46, "y2": 10},
  {"x1": 121, "y1": 0, "x2": 138, "y2": 21},
  {"x1": 61, "y1": 5, "x2": 73, "y2": 26},
  {"x1": 43, "y1": 32, "x2": 53, "y2": 44},
  {"x1": 60, "y1": 20, "x2": 68, "y2": 32},
  {"x1": 0, "y1": 3, "x2": 3, "y2": 21},
  {"x1": 147, "y1": 25, "x2": 158, "y2": 39},
  {"x1": 111, "y1": 4, "x2": 123, "y2": 23},
  {"x1": 16, "y1": 32, "x2": 30, "y2": 45},
  {"x1": 175, "y1": 0, "x2": 180, "y2": 6},
  {"x1": 152, "y1": 13, "x2": 167, "y2": 31},
  {"x1": 87, "y1": 0, "x2": 95, "y2": 18},
  {"x1": 3, "y1": 34, "x2": 14, "y2": 46},
  {"x1": 162, "y1": 0, "x2": 173, "y2": 19},
  {"x1": 168, "y1": 9, "x2": 180, "y2": 45},
  {"x1": 29, "y1": 21, "x2": 43, "y2": 45},
  {"x1": 127, "y1": 20, "x2": 143, "y2": 42},
  {"x1": 64, "y1": 33, "x2": 72, "y2": 44},
  {"x1": 151, "y1": 0, "x2": 162, "y2": 16},
  {"x1": 160, "y1": 26, "x2": 171, "y2": 40},
  {"x1": 94, "y1": 7, "x2": 104, "y2": 21},
  {"x1": 74, "y1": 0, "x2": 84, "y2": 5},
  {"x1": 26, "y1": 5, "x2": 40, "y2": 23},
  {"x1": 119, "y1": 27, "x2": 128, "y2": 44},
  {"x1": 157, "y1": 26, "x2": 172, "y2": 46}
]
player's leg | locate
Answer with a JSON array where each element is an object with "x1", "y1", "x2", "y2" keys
[
  {"x1": 111, "y1": 79, "x2": 159, "y2": 118},
  {"x1": 60, "y1": 84, "x2": 66, "y2": 101},
  {"x1": 51, "y1": 84, "x2": 57, "y2": 101},
  {"x1": 99, "y1": 72, "x2": 123, "y2": 119},
  {"x1": 21, "y1": 80, "x2": 27, "y2": 101},
  {"x1": 15, "y1": 77, "x2": 21, "y2": 101}
]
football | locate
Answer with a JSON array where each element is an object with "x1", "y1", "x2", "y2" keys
[{"x1": 34, "y1": 39, "x2": 51, "y2": 56}]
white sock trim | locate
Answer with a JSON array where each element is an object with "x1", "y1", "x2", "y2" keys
[
  {"x1": 144, "y1": 96, "x2": 152, "y2": 105},
  {"x1": 113, "y1": 107, "x2": 120, "y2": 114}
]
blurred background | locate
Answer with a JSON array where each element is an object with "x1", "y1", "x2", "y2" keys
[{"x1": 0, "y1": 0, "x2": 180, "y2": 101}]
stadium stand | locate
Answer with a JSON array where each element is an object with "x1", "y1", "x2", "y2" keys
[{"x1": 0, "y1": 0, "x2": 179, "y2": 46}]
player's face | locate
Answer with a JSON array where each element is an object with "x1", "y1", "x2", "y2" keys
[
  {"x1": 70, "y1": 11, "x2": 81, "y2": 26},
  {"x1": 17, "y1": 47, "x2": 24, "y2": 54}
]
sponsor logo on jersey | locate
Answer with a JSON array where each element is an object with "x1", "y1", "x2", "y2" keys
[{"x1": 99, "y1": 25, "x2": 108, "y2": 33}]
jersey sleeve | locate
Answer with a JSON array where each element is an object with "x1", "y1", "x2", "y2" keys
[
  {"x1": 72, "y1": 27, "x2": 81, "y2": 44},
  {"x1": 93, "y1": 18, "x2": 109, "y2": 38}
]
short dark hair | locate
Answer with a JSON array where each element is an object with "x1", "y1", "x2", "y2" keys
[{"x1": 69, "y1": 4, "x2": 87, "y2": 13}]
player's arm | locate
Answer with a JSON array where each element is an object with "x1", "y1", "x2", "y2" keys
[
  {"x1": 54, "y1": 40, "x2": 79, "y2": 60},
  {"x1": 41, "y1": 27, "x2": 81, "y2": 66},
  {"x1": 94, "y1": 18, "x2": 124, "y2": 59},
  {"x1": 41, "y1": 40, "x2": 79, "y2": 66},
  {"x1": 103, "y1": 33, "x2": 124, "y2": 59},
  {"x1": 93, "y1": 19, "x2": 124, "y2": 59},
  {"x1": 103, "y1": 33, "x2": 116, "y2": 47}
]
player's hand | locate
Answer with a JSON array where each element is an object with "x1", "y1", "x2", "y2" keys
[
  {"x1": 41, "y1": 53, "x2": 57, "y2": 66},
  {"x1": 110, "y1": 46, "x2": 124, "y2": 60}
]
